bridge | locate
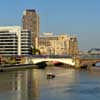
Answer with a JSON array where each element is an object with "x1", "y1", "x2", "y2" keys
[
  {"x1": 28, "y1": 54, "x2": 100, "y2": 68},
  {"x1": 30, "y1": 55, "x2": 75, "y2": 66},
  {"x1": 31, "y1": 58, "x2": 75, "y2": 66},
  {"x1": 75, "y1": 54, "x2": 100, "y2": 68}
]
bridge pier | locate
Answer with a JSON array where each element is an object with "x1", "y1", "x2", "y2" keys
[
  {"x1": 75, "y1": 59, "x2": 81, "y2": 68},
  {"x1": 73, "y1": 56, "x2": 81, "y2": 68},
  {"x1": 87, "y1": 63, "x2": 93, "y2": 70}
]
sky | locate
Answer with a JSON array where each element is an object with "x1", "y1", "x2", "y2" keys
[{"x1": 0, "y1": 0, "x2": 100, "y2": 51}]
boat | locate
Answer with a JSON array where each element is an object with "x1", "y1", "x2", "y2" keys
[{"x1": 47, "y1": 73, "x2": 55, "y2": 79}]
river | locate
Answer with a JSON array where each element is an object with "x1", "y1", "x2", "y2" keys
[{"x1": 0, "y1": 66, "x2": 100, "y2": 100}]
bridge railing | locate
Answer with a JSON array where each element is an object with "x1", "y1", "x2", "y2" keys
[
  {"x1": 79, "y1": 54, "x2": 100, "y2": 59},
  {"x1": 29, "y1": 55, "x2": 73, "y2": 58},
  {"x1": 48, "y1": 55, "x2": 72, "y2": 58}
]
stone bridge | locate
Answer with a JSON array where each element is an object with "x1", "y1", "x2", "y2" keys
[
  {"x1": 75, "y1": 54, "x2": 100, "y2": 67},
  {"x1": 79, "y1": 59, "x2": 100, "y2": 66},
  {"x1": 27, "y1": 54, "x2": 100, "y2": 68},
  {"x1": 31, "y1": 58, "x2": 75, "y2": 66}
]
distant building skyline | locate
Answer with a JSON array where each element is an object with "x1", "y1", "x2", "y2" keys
[
  {"x1": 0, "y1": 0, "x2": 100, "y2": 50},
  {"x1": 39, "y1": 33, "x2": 78, "y2": 55}
]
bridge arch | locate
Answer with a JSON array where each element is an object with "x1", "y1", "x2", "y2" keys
[{"x1": 32, "y1": 58, "x2": 75, "y2": 66}]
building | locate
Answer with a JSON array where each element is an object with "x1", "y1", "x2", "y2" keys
[
  {"x1": 67, "y1": 35, "x2": 79, "y2": 55},
  {"x1": 0, "y1": 26, "x2": 31, "y2": 56},
  {"x1": 88, "y1": 48, "x2": 100, "y2": 54},
  {"x1": 39, "y1": 33, "x2": 58, "y2": 55},
  {"x1": 22, "y1": 9, "x2": 40, "y2": 48},
  {"x1": 39, "y1": 33, "x2": 79, "y2": 55},
  {"x1": 21, "y1": 29, "x2": 32, "y2": 56}
]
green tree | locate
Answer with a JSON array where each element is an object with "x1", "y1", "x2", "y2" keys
[{"x1": 31, "y1": 47, "x2": 41, "y2": 55}]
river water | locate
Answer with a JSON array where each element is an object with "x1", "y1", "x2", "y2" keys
[{"x1": 0, "y1": 66, "x2": 100, "y2": 100}]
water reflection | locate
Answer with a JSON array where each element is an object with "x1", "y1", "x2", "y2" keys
[
  {"x1": 0, "y1": 69, "x2": 40, "y2": 100},
  {"x1": 27, "y1": 69, "x2": 40, "y2": 100},
  {"x1": 0, "y1": 67, "x2": 100, "y2": 100}
]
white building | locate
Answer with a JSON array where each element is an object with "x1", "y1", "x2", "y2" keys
[{"x1": 0, "y1": 26, "x2": 32, "y2": 56}]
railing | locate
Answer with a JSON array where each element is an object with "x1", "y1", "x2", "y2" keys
[
  {"x1": 79, "y1": 54, "x2": 100, "y2": 59},
  {"x1": 29, "y1": 55, "x2": 73, "y2": 58}
]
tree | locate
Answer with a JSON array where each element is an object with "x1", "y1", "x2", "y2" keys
[{"x1": 30, "y1": 47, "x2": 41, "y2": 55}]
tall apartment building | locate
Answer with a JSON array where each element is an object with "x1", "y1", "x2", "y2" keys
[
  {"x1": 0, "y1": 26, "x2": 31, "y2": 56},
  {"x1": 22, "y1": 9, "x2": 39, "y2": 48}
]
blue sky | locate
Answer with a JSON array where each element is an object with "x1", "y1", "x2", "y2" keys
[{"x1": 0, "y1": 0, "x2": 100, "y2": 50}]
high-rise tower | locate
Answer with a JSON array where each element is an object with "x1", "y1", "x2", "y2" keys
[{"x1": 22, "y1": 9, "x2": 39, "y2": 48}]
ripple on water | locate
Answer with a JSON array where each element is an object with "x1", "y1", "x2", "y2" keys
[{"x1": 64, "y1": 87, "x2": 100, "y2": 95}]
